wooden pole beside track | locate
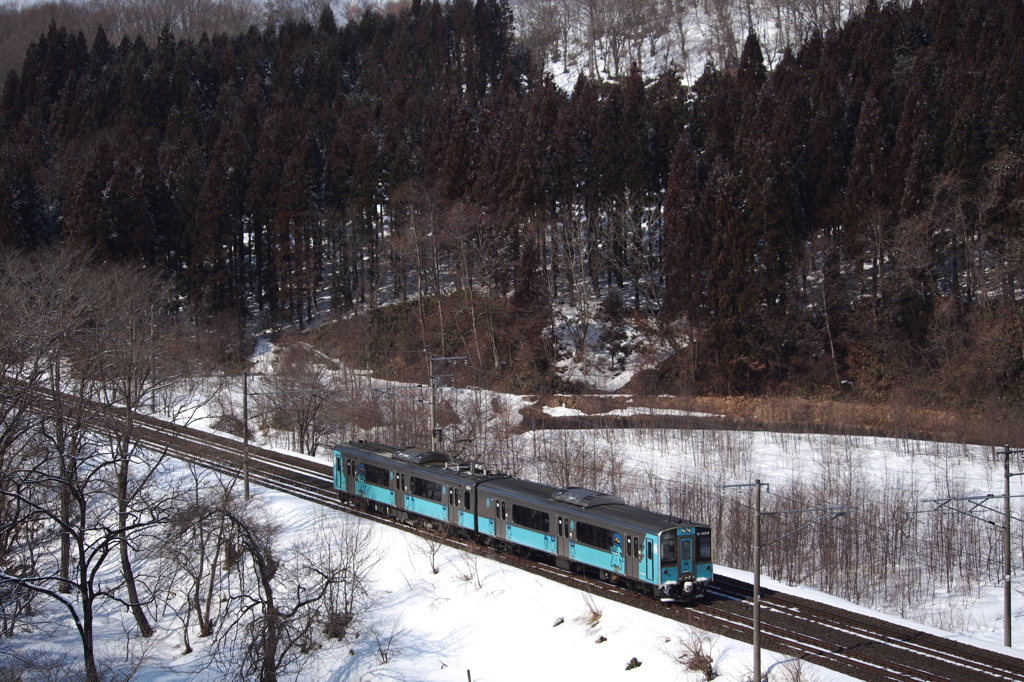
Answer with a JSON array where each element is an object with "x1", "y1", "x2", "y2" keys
[
  {"x1": 1005, "y1": 445, "x2": 1012, "y2": 648},
  {"x1": 753, "y1": 478, "x2": 763, "y2": 682},
  {"x1": 244, "y1": 372, "x2": 250, "y2": 501},
  {"x1": 723, "y1": 479, "x2": 769, "y2": 682}
]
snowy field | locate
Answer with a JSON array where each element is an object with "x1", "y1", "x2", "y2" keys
[
  {"x1": 17, "y1": 479, "x2": 865, "y2": 682},
  {"x1": 7, "y1": 336, "x2": 1024, "y2": 681},
  {"x1": 20, "y1": 467, "x2": 1023, "y2": 682},
  {"x1": 8, "y1": 425, "x2": 1024, "y2": 682},
  {"x1": 156, "y1": 485, "x2": 868, "y2": 682}
]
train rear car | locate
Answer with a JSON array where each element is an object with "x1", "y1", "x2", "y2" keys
[{"x1": 655, "y1": 522, "x2": 713, "y2": 600}]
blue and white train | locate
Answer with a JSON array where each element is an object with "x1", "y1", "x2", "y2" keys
[{"x1": 332, "y1": 440, "x2": 713, "y2": 601}]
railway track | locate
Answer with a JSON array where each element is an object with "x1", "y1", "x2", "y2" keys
[
  {"x1": 30, "y1": 390, "x2": 1024, "y2": 682},
  {"x1": 709, "y1": 575, "x2": 1024, "y2": 681}
]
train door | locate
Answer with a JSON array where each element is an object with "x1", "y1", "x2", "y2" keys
[
  {"x1": 395, "y1": 470, "x2": 407, "y2": 511},
  {"x1": 333, "y1": 451, "x2": 345, "y2": 491},
  {"x1": 344, "y1": 458, "x2": 356, "y2": 495},
  {"x1": 642, "y1": 535, "x2": 656, "y2": 583},
  {"x1": 493, "y1": 498, "x2": 507, "y2": 540},
  {"x1": 678, "y1": 532, "x2": 693, "y2": 578},
  {"x1": 447, "y1": 484, "x2": 459, "y2": 525},
  {"x1": 457, "y1": 485, "x2": 474, "y2": 531}
]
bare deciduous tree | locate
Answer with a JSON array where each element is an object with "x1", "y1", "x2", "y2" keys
[
  {"x1": 259, "y1": 341, "x2": 334, "y2": 457},
  {"x1": 208, "y1": 505, "x2": 381, "y2": 682}
]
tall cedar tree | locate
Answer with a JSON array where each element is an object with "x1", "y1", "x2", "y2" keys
[{"x1": 2, "y1": 0, "x2": 1024, "y2": 399}]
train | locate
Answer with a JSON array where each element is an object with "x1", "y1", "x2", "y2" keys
[{"x1": 331, "y1": 440, "x2": 713, "y2": 601}]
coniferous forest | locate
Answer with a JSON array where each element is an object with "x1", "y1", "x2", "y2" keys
[{"x1": 2, "y1": 0, "x2": 1024, "y2": 409}]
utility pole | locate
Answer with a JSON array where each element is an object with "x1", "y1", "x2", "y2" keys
[
  {"x1": 243, "y1": 372, "x2": 249, "y2": 501},
  {"x1": 724, "y1": 480, "x2": 849, "y2": 682},
  {"x1": 425, "y1": 350, "x2": 466, "y2": 452},
  {"x1": 724, "y1": 479, "x2": 768, "y2": 682},
  {"x1": 915, "y1": 446, "x2": 1024, "y2": 649},
  {"x1": 753, "y1": 479, "x2": 762, "y2": 680},
  {"x1": 1006, "y1": 445, "x2": 1012, "y2": 648}
]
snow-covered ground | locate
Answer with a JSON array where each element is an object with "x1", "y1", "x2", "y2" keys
[
  {"x1": 9, "y1": 338, "x2": 1024, "y2": 681},
  {"x1": 25, "y1": 471, "x2": 1020, "y2": 682},
  {"x1": 36, "y1": 482, "x2": 865, "y2": 682},
  {"x1": 212, "y1": 488, "x2": 867, "y2": 682}
]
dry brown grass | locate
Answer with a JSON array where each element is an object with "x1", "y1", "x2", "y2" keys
[{"x1": 535, "y1": 393, "x2": 1024, "y2": 447}]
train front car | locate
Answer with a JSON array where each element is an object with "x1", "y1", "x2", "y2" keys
[{"x1": 657, "y1": 523, "x2": 713, "y2": 602}]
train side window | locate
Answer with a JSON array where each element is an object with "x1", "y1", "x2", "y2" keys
[
  {"x1": 512, "y1": 504, "x2": 549, "y2": 533},
  {"x1": 364, "y1": 463, "x2": 390, "y2": 486},
  {"x1": 680, "y1": 539, "x2": 692, "y2": 562},
  {"x1": 557, "y1": 517, "x2": 563, "y2": 537},
  {"x1": 410, "y1": 476, "x2": 443, "y2": 502},
  {"x1": 576, "y1": 522, "x2": 614, "y2": 549},
  {"x1": 465, "y1": 491, "x2": 471, "y2": 509},
  {"x1": 647, "y1": 540, "x2": 653, "y2": 560},
  {"x1": 502, "y1": 501, "x2": 507, "y2": 520},
  {"x1": 449, "y1": 488, "x2": 454, "y2": 506},
  {"x1": 626, "y1": 536, "x2": 632, "y2": 556}
]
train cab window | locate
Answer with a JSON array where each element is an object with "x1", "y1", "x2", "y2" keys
[
  {"x1": 697, "y1": 533, "x2": 712, "y2": 562},
  {"x1": 661, "y1": 534, "x2": 678, "y2": 564},
  {"x1": 679, "y1": 539, "x2": 692, "y2": 563}
]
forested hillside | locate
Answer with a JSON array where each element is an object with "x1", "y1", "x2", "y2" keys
[{"x1": 1, "y1": 0, "x2": 1023, "y2": 408}]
